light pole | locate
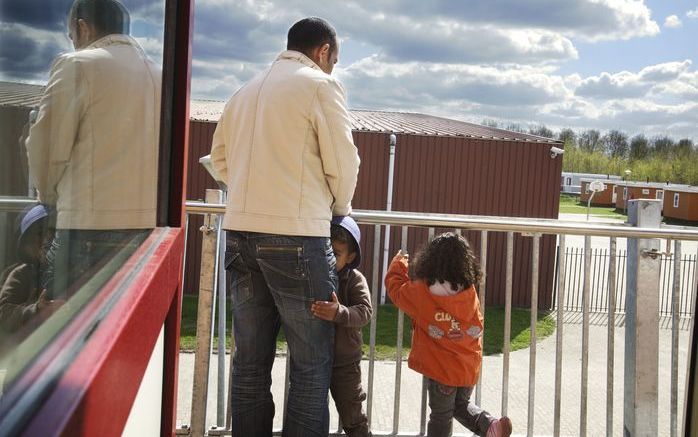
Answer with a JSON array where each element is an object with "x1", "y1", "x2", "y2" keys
[{"x1": 624, "y1": 169, "x2": 632, "y2": 216}]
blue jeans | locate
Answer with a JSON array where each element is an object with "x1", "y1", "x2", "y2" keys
[
  {"x1": 43, "y1": 229, "x2": 149, "y2": 299},
  {"x1": 226, "y1": 231, "x2": 337, "y2": 437}
]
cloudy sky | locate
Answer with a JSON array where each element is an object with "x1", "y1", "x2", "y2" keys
[{"x1": 2, "y1": 0, "x2": 697, "y2": 140}]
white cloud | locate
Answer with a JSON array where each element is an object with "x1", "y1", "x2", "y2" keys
[
  {"x1": 687, "y1": 8, "x2": 698, "y2": 19},
  {"x1": 574, "y1": 60, "x2": 693, "y2": 100},
  {"x1": 664, "y1": 15, "x2": 682, "y2": 28},
  {"x1": 332, "y1": 57, "x2": 698, "y2": 140}
]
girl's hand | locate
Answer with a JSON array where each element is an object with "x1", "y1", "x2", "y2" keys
[{"x1": 393, "y1": 249, "x2": 409, "y2": 263}]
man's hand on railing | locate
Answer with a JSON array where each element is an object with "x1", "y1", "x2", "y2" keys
[{"x1": 311, "y1": 292, "x2": 340, "y2": 321}]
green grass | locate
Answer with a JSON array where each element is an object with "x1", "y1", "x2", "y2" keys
[
  {"x1": 180, "y1": 295, "x2": 555, "y2": 359},
  {"x1": 558, "y1": 193, "x2": 625, "y2": 219}
]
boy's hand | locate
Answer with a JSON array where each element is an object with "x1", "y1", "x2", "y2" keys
[{"x1": 311, "y1": 292, "x2": 340, "y2": 321}]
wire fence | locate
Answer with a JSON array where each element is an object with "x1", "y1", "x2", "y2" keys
[{"x1": 555, "y1": 247, "x2": 697, "y2": 317}]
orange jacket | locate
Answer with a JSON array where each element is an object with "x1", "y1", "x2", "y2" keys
[{"x1": 385, "y1": 257, "x2": 484, "y2": 387}]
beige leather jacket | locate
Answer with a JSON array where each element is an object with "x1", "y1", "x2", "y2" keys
[
  {"x1": 26, "y1": 34, "x2": 161, "y2": 230},
  {"x1": 211, "y1": 50, "x2": 360, "y2": 237}
]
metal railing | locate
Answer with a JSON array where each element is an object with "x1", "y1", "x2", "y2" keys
[
  {"x1": 179, "y1": 196, "x2": 698, "y2": 437},
  {"x1": 558, "y1": 248, "x2": 696, "y2": 317}
]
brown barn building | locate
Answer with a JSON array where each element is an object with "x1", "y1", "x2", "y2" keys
[
  {"x1": 663, "y1": 187, "x2": 698, "y2": 223},
  {"x1": 579, "y1": 178, "x2": 619, "y2": 206},
  {"x1": 186, "y1": 101, "x2": 564, "y2": 309}
]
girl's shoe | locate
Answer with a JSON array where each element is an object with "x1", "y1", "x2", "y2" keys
[{"x1": 486, "y1": 416, "x2": 512, "y2": 437}]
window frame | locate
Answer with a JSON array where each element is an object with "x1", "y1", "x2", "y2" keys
[{"x1": 0, "y1": 0, "x2": 192, "y2": 434}]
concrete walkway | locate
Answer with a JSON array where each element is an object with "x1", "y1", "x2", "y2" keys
[{"x1": 177, "y1": 316, "x2": 690, "y2": 436}]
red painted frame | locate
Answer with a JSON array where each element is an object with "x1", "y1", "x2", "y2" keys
[{"x1": 22, "y1": 228, "x2": 184, "y2": 436}]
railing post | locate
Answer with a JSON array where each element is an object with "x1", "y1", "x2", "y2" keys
[
  {"x1": 190, "y1": 189, "x2": 223, "y2": 437},
  {"x1": 624, "y1": 199, "x2": 662, "y2": 437}
]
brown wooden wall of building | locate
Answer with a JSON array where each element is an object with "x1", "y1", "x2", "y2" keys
[
  {"x1": 579, "y1": 181, "x2": 617, "y2": 206},
  {"x1": 184, "y1": 121, "x2": 562, "y2": 309},
  {"x1": 663, "y1": 190, "x2": 698, "y2": 222}
]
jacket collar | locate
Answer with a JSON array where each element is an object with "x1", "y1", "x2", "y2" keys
[
  {"x1": 276, "y1": 50, "x2": 322, "y2": 71},
  {"x1": 85, "y1": 34, "x2": 145, "y2": 54}
]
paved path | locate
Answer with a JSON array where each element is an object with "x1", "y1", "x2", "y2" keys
[{"x1": 177, "y1": 319, "x2": 689, "y2": 436}]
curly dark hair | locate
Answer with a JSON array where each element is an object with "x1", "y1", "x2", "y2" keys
[{"x1": 411, "y1": 232, "x2": 483, "y2": 291}]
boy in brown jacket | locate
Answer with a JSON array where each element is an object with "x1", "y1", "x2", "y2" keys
[{"x1": 311, "y1": 216, "x2": 372, "y2": 437}]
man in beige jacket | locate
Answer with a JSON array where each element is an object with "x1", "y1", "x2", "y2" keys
[
  {"x1": 25, "y1": 0, "x2": 160, "y2": 299},
  {"x1": 210, "y1": 17, "x2": 360, "y2": 437}
]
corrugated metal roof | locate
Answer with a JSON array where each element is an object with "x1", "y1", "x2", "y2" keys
[
  {"x1": 190, "y1": 100, "x2": 561, "y2": 143},
  {"x1": 0, "y1": 82, "x2": 561, "y2": 143},
  {"x1": 348, "y1": 109, "x2": 560, "y2": 143},
  {"x1": 0, "y1": 81, "x2": 44, "y2": 108}
]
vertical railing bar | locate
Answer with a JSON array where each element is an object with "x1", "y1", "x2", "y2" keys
[
  {"x1": 392, "y1": 226, "x2": 409, "y2": 435},
  {"x1": 181, "y1": 213, "x2": 190, "y2": 300},
  {"x1": 553, "y1": 234, "x2": 566, "y2": 437},
  {"x1": 590, "y1": 249, "x2": 596, "y2": 312},
  {"x1": 573, "y1": 247, "x2": 582, "y2": 311},
  {"x1": 476, "y1": 230, "x2": 488, "y2": 406},
  {"x1": 606, "y1": 237, "x2": 617, "y2": 437},
  {"x1": 420, "y1": 228, "x2": 436, "y2": 436},
  {"x1": 190, "y1": 190, "x2": 223, "y2": 437},
  {"x1": 580, "y1": 235, "x2": 591, "y2": 437},
  {"x1": 283, "y1": 350, "x2": 290, "y2": 425},
  {"x1": 216, "y1": 222, "x2": 227, "y2": 427},
  {"x1": 502, "y1": 231, "x2": 513, "y2": 416},
  {"x1": 689, "y1": 252, "x2": 698, "y2": 319},
  {"x1": 527, "y1": 233, "x2": 540, "y2": 437},
  {"x1": 679, "y1": 256, "x2": 691, "y2": 317},
  {"x1": 367, "y1": 225, "x2": 382, "y2": 426},
  {"x1": 420, "y1": 377, "x2": 428, "y2": 436},
  {"x1": 671, "y1": 240, "x2": 682, "y2": 437}
]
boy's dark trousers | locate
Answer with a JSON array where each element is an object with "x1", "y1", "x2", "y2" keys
[{"x1": 330, "y1": 361, "x2": 370, "y2": 437}]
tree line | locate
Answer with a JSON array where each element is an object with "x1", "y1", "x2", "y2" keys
[{"x1": 482, "y1": 119, "x2": 698, "y2": 186}]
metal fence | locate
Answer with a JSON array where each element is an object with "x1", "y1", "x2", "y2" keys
[
  {"x1": 556, "y1": 247, "x2": 697, "y2": 317},
  {"x1": 180, "y1": 196, "x2": 698, "y2": 437}
]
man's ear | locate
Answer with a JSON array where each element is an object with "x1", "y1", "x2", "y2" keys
[{"x1": 311, "y1": 43, "x2": 330, "y2": 63}]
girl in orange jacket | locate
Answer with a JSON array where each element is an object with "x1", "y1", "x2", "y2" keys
[{"x1": 385, "y1": 232, "x2": 511, "y2": 437}]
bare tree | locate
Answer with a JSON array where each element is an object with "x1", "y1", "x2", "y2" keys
[
  {"x1": 505, "y1": 123, "x2": 526, "y2": 133},
  {"x1": 603, "y1": 130, "x2": 629, "y2": 158},
  {"x1": 629, "y1": 134, "x2": 649, "y2": 160},
  {"x1": 675, "y1": 138, "x2": 695, "y2": 157},
  {"x1": 651, "y1": 135, "x2": 675, "y2": 156},
  {"x1": 529, "y1": 124, "x2": 554, "y2": 138},
  {"x1": 578, "y1": 129, "x2": 602, "y2": 153},
  {"x1": 558, "y1": 128, "x2": 577, "y2": 147}
]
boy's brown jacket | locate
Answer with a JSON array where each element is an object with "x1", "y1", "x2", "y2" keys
[
  {"x1": 385, "y1": 257, "x2": 484, "y2": 387},
  {"x1": 333, "y1": 268, "x2": 372, "y2": 367}
]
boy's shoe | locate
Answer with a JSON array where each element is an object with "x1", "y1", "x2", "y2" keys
[{"x1": 486, "y1": 416, "x2": 512, "y2": 437}]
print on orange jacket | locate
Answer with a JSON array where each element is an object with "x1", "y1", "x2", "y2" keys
[{"x1": 385, "y1": 256, "x2": 484, "y2": 387}]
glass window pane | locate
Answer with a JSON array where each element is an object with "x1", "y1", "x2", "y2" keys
[{"x1": 0, "y1": 0, "x2": 166, "y2": 397}]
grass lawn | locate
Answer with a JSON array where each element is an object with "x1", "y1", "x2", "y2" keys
[
  {"x1": 558, "y1": 193, "x2": 625, "y2": 219},
  {"x1": 180, "y1": 295, "x2": 555, "y2": 360}
]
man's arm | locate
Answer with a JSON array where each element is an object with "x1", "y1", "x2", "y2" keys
[
  {"x1": 312, "y1": 79, "x2": 360, "y2": 216},
  {"x1": 25, "y1": 55, "x2": 84, "y2": 205},
  {"x1": 334, "y1": 271, "x2": 372, "y2": 328},
  {"x1": 210, "y1": 111, "x2": 228, "y2": 183}
]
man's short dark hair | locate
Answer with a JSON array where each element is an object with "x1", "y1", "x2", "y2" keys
[
  {"x1": 287, "y1": 17, "x2": 336, "y2": 57},
  {"x1": 71, "y1": 0, "x2": 130, "y2": 36}
]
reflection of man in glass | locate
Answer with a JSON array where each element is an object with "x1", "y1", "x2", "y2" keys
[
  {"x1": 25, "y1": 0, "x2": 161, "y2": 299},
  {"x1": 210, "y1": 17, "x2": 360, "y2": 437}
]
